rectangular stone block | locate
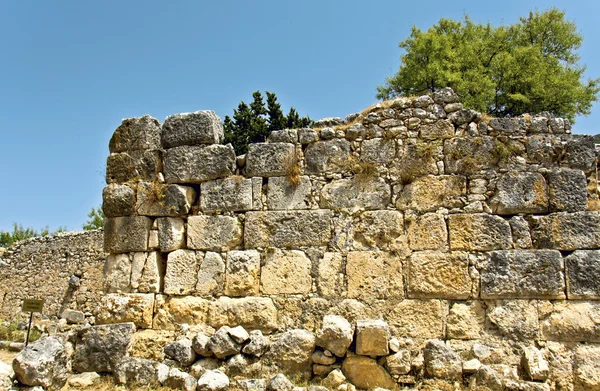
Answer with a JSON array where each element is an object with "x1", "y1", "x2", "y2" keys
[
  {"x1": 157, "y1": 217, "x2": 186, "y2": 252},
  {"x1": 102, "y1": 184, "x2": 135, "y2": 217},
  {"x1": 164, "y1": 249, "x2": 199, "y2": 295},
  {"x1": 407, "y1": 213, "x2": 448, "y2": 251},
  {"x1": 444, "y1": 136, "x2": 498, "y2": 174},
  {"x1": 138, "y1": 252, "x2": 164, "y2": 293},
  {"x1": 448, "y1": 213, "x2": 512, "y2": 251},
  {"x1": 547, "y1": 168, "x2": 588, "y2": 212},
  {"x1": 353, "y1": 210, "x2": 408, "y2": 252},
  {"x1": 386, "y1": 299, "x2": 447, "y2": 339},
  {"x1": 208, "y1": 296, "x2": 278, "y2": 333},
  {"x1": 109, "y1": 115, "x2": 162, "y2": 153},
  {"x1": 408, "y1": 251, "x2": 471, "y2": 299},
  {"x1": 355, "y1": 319, "x2": 390, "y2": 356},
  {"x1": 106, "y1": 150, "x2": 161, "y2": 184},
  {"x1": 153, "y1": 295, "x2": 210, "y2": 330},
  {"x1": 267, "y1": 176, "x2": 312, "y2": 210},
  {"x1": 319, "y1": 178, "x2": 391, "y2": 211},
  {"x1": 446, "y1": 301, "x2": 485, "y2": 340},
  {"x1": 490, "y1": 172, "x2": 548, "y2": 215},
  {"x1": 347, "y1": 251, "x2": 404, "y2": 302},
  {"x1": 481, "y1": 250, "x2": 565, "y2": 299},
  {"x1": 96, "y1": 293, "x2": 154, "y2": 329},
  {"x1": 136, "y1": 182, "x2": 196, "y2": 217},
  {"x1": 419, "y1": 119, "x2": 454, "y2": 140},
  {"x1": 245, "y1": 143, "x2": 296, "y2": 177},
  {"x1": 104, "y1": 253, "x2": 132, "y2": 293},
  {"x1": 224, "y1": 250, "x2": 260, "y2": 297},
  {"x1": 305, "y1": 139, "x2": 351, "y2": 174},
  {"x1": 539, "y1": 301, "x2": 600, "y2": 342},
  {"x1": 360, "y1": 138, "x2": 396, "y2": 164},
  {"x1": 164, "y1": 144, "x2": 235, "y2": 183},
  {"x1": 200, "y1": 177, "x2": 253, "y2": 212},
  {"x1": 529, "y1": 212, "x2": 600, "y2": 250},
  {"x1": 104, "y1": 216, "x2": 152, "y2": 253},
  {"x1": 260, "y1": 249, "x2": 312, "y2": 294},
  {"x1": 161, "y1": 110, "x2": 223, "y2": 147},
  {"x1": 187, "y1": 215, "x2": 242, "y2": 251},
  {"x1": 566, "y1": 250, "x2": 600, "y2": 299},
  {"x1": 244, "y1": 210, "x2": 332, "y2": 248},
  {"x1": 396, "y1": 175, "x2": 466, "y2": 212},
  {"x1": 392, "y1": 141, "x2": 439, "y2": 179},
  {"x1": 316, "y1": 253, "x2": 344, "y2": 297},
  {"x1": 196, "y1": 251, "x2": 225, "y2": 297},
  {"x1": 486, "y1": 300, "x2": 539, "y2": 340}
]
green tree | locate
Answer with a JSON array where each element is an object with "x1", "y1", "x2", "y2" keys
[
  {"x1": 377, "y1": 8, "x2": 599, "y2": 122},
  {"x1": 224, "y1": 91, "x2": 312, "y2": 154},
  {"x1": 0, "y1": 223, "x2": 67, "y2": 248},
  {"x1": 83, "y1": 207, "x2": 104, "y2": 230}
]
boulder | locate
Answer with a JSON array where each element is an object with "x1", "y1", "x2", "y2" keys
[
  {"x1": 384, "y1": 350, "x2": 411, "y2": 376},
  {"x1": 102, "y1": 184, "x2": 135, "y2": 217},
  {"x1": 242, "y1": 330, "x2": 270, "y2": 357},
  {"x1": 164, "y1": 368, "x2": 197, "y2": 391},
  {"x1": 114, "y1": 357, "x2": 160, "y2": 385},
  {"x1": 322, "y1": 368, "x2": 346, "y2": 389},
  {"x1": 109, "y1": 115, "x2": 161, "y2": 152},
  {"x1": 190, "y1": 358, "x2": 221, "y2": 379},
  {"x1": 208, "y1": 326, "x2": 241, "y2": 359},
  {"x1": 521, "y1": 346, "x2": 549, "y2": 381},
  {"x1": 355, "y1": 319, "x2": 390, "y2": 357},
  {"x1": 341, "y1": 355, "x2": 398, "y2": 391},
  {"x1": 192, "y1": 332, "x2": 212, "y2": 357},
  {"x1": 311, "y1": 350, "x2": 336, "y2": 366},
  {"x1": 161, "y1": 110, "x2": 223, "y2": 147},
  {"x1": 316, "y1": 315, "x2": 354, "y2": 357},
  {"x1": 197, "y1": 369, "x2": 230, "y2": 391},
  {"x1": 164, "y1": 338, "x2": 197, "y2": 367},
  {"x1": 265, "y1": 329, "x2": 315, "y2": 380},
  {"x1": 423, "y1": 339, "x2": 462, "y2": 380},
  {"x1": 12, "y1": 337, "x2": 68, "y2": 390},
  {"x1": 164, "y1": 144, "x2": 235, "y2": 183},
  {"x1": 72, "y1": 323, "x2": 135, "y2": 373},
  {"x1": 267, "y1": 373, "x2": 294, "y2": 391}
]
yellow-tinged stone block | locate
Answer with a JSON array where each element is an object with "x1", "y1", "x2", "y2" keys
[{"x1": 408, "y1": 251, "x2": 471, "y2": 299}]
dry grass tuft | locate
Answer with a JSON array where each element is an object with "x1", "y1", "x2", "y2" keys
[{"x1": 283, "y1": 153, "x2": 302, "y2": 188}]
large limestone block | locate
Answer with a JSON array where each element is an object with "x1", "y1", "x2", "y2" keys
[
  {"x1": 563, "y1": 134, "x2": 597, "y2": 170},
  {"x1": 355, "y1": 319, "x2": 390, "y2": 357},
  {"x1": 96, "y1": 293, "x2": 154, "y2": 328},
  {"x1": 138, "y1": 252, "x2": 164, "y2": 293},
  {"x1": 420, "y1": 119, "x2": 454, "y2": 140},
  {"x1": 529, "y1": 211, "x2": 600, "y2": 250},
  {"x1": 360, "y1": 138, "x2": 396, "y2": 164},
  {"x1": 486, "y1": 300, "x2": 539, "y2": 340},
  {"x1": 444, "y1": 136, "x2": 499, "y2": 174},
  {"x1": 157, "y1": 217, "x2": 186, "y2": 252},
  {"x1": 73, "y1": 323, "x2": 135, "y2": 373},
  {"x1": 224, "y1": 250, "x2": 260, "y2": 296},
  {"x1": 106, "y1": 150, "x2": 161, "y2": 183},
  {"x1": 521, "y1": 346, "x2": 549, "y2": 381},
  {"x1": 109, "y1": 115, "x2": 162, "y2": 152},
  {"x1": 200, "y1": 177, "x2": 253, "y2": 212},
  {"x1": 393, "y1": 141, "x2": 439, "y2": 179},
  {"x1": 136, "y1": 182, "x2": 196, "y2": 216},
  {"x1": 261, "y1": 249, "x2": 312, "y2": 294},
  {"x1": 13, "y1": 337, "x2": 68, "y2": 390},
  {"x1": 114, "y1": 357, "x2": 161, "y2": 386},
  {"x1": 209, "y1": 296, "x2": 278, "y2": 332},
  {"x1": 481, "y1": 250, "x2": 565, "y2": 299},
  {"x1": 264, "y1": 329, "x2": 316, "y2": 380},
  {"x1": 161, "y1": 110, "x2": 223, "y2": 147},
  {"x1": 102, "y1": 184, "x2": 135, "y2": 217},
  {"x1": 320, "y1": 178, "x2": 391, "y2": 211},
  {"x1": 407, "y1": 212, "x2": 448, "y2": 251},
  {"x1": 408, "y1": 251, "x2": 471, "y2": 299},
  {"x1": 153, "y1": 295, "x2": 210, "y2": 330},
  {"x1": 245, "y1": 143, "x2": 297, "y2": 177},
  {"x1": 353, "y1": 210, "x2": 408, "y2": 251},
  {"x1": 196, "y1": 252, "x2": 225, "y2": 297},
  {"x1": 341, "y1": 356, "x2": 399, "y2": 391},
  {"x1": 164, "y1": 144, "x2": 236, "y2": 183},
  {"x1": 188, "y1": 215, "x2": 242, "y2": 251},
  {"x1": 164, "y1": 250, "x2": 199, "y2": 295},
  {"x1": 574, "y1": 345, "x2": 600, "y2": 391},
  {"x1": 347, "y1": 251, "x2": 404, "y2": 302},
  {"x1": 244, "y1": 210, "x2": 332, "y2": 248},
  {"x1": 316, "y1": 315, "x2": 354, "y2": 357},
  {"x1": 104, "y1": 253, "x2": 132, "y2": 293},
  {"x1": 267, "y1": 176, "x2": 312, "y2": 210},
  {"x1": 446, "y1": 301, "x2": 485, "y2": 340},
  {"x1": 396, "y1": 175, "x2": 466, "y2": 212},
  {"x1": 386, "y1": 300, "x2": 446, "y2": 339},
  {"x1": 548, "y1": 168, "x2": 588, "y2": 212},
  {"x1": 539, "y1": 301, "x2": 600, "y2": 342},
  {"x1": 566, "y1": 250, "x2": 600, "y2": 299},
  {"x1": 305, "y1": 139, "x2": 351, "y2": 174},
  {"x1": 448, "y1": 213, "x2": 512, "y2": 251},
  {"x1": 316, "y1": 253, "x2": 343, "y2": 297},
  {"x1": 490, "y1": 172, "x2": 548, "y2": 215},
  {"x1": 423, "y1": 339, "x2": 462, "y2": 380},
  {"x1": 129, "y1": 329, "x2": 176, "y2": 360},
  {"x1": 104, "y1": 216, "x2": 152, "y2": 253}
]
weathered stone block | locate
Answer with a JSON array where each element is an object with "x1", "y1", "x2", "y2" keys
[
  {"x1": 563, "y1": 134, "x2": 596, "y2": 170},
  {"x1": 355, "y1": 319, "x2": 390, "y2": 357},
  {"x1": 73, "y1": 323, "x2": 135, "y2": 373},
  {"x1": 261, "y1": 249, "x2": 312, "y2": 294},
  {"x1": 387, "y1": 300, "x2": 446, "y2": 339},
  {"x1": 574, "y1": 345, "x2": 600, "y2": 391},
  {"x1": 423, "y1": 339, "x2": 462, "y2": 380},
  {"x1": 449, "y1": 213, "x2": 512, "y2": 251},
  {"x1": 267, "y1": 176, "x2": 311, "y2": 210},
  {"x1": 482, "y1": 250, "x2": 565, "y2": 299},
  {"x1": 161, "y1": 110, "x2": 223, "y2": 147},
  {"x1": 353, "y1": 210, "x2": 407, "y2": 251},
  {"x1": 106, "y1": 150, "x2": 161, "y2": 183},
  {"x1": 486, "y1": 300, "x2": 539, "y2": 340},
  {"x1": 446, "y1": 301, "x2": 485, "y2": 340},
  {"x1": 393, "y1": 141, "x2": 440, "y2": 178},
  {"x1": 444, "y1": 136, "x2": 498, "y2": 174},
  {"x1": 540, "y1": 301, "x2": 600, "y2": 342},
  {"x1": 264, "y1": 329, "x2": 315, "y2": 380},
  {"x1": 96, "y1": 293, "x2": 154, "y2": 328},
  {"x1": 164, "y1": 250, "x2": 199, "y2": 295},
  {"x1": 316, "y1": 315, "x2": 354, "y2": 357},
  {"x1": 347, "y1": 252, "x2": 403, "y2": 302},
  {"x1": 316, "y1": 253, "x2": 343, "y2": 297},
  {"x1": 566, "y1": 250, "x2": 600, "y2": 299},
  {"x1": 104, "y1": 216, "x2": 152, "y2": 253},
  {"x1": 109, "y1": 115, "x2": 162, "y2": 152},
  {"x1": 164, "y1": 144, "x2": 235, "y2": 183},
  {"x1": 196, "y1": 251, "x2": 225, "y2": 297},
  {"x1": 244, "y1": 210, "x2": 332, "y2": 248},
  {"x1": 490, "y1": 172, "x2": 548, "y2": 215},
  {"x1": 269, "y1": 129, "x2": 298, "y2": 143},
  {"x1": 136, "y1": 182, "x2": 196, "y2": 216},
  {"x1": 157, "y1": 217, "x2": 185, "y2": 252},
  {"x1": 209, "y1": 296, "x2": 278, "y2": 333},
  {"x1": 548, "y1": 168, "x2": 588, "y2": 212},
  {"x1": 360, "y1": 138, "x2": 396, "y2": 164},
  {"x1": 489, "y1": 118, "x2": 526, "y2": 133},
  {"x1": 188, "y1": 215, "x2": 242, "y2": 251},
  {"x1": 341, "y1": 356, "x2": 398, "y2": 391},
  {"x1": 224, "y1": 250, "x2": 260, "y2": 297},
  {"x1": 200, "y1": 177, "x2": 253, "y2": 212},
  {"x1": 138, "y1": 252, "x2": 164, "y2": 293},
  {"x1": 396, "y1": 175, "x2": 466, "y2": 212},
  {"x1": 510, "y1": 216, "x2": 533, "y2": 249},
  {"x1": 245, "y1": 143, "x2": 296, "y2": 177},
  {"x1": 104, "y1": 253, "x2": 132, "y2": 293},
  {"x1": 408, "y1": 251, "x2": 471, "y2": 299},
  {"x1": 529, "y1": 212, "x2": 600, "y2": 250},
  {"x1": 420, "y1": 119, "x2": 454, "y2": 140},
  {"x1": 407, "y1": 213, "x2": 448, "y2": 250},
  {"x1": 305, "y1": 139, "x2": 351, "y2": 174},
  {"x1": 320, "y1": 178, "x2": 391, "y2": 211},
  {"x1": 153, "y1": 295, "x2": 210, "y2": 330},
  {"x1": 102, "y1": 184, "x2": 135, "y2": 217}
]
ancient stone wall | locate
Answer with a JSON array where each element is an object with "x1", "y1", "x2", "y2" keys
[
  {"x1": 99, "y1": 88, "x2": 600, "y2": 389},
  {"x1": 0, "y1": 230, "x2": 105, "y2": 321}
]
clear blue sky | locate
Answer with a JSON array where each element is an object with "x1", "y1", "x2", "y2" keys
[{"x1": 1, "y1": 0, "x2": 599, "y2": 233}]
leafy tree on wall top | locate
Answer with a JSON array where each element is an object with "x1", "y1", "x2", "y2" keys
[
  {"x1": 377, "y1": 8, "x2": 599, "y2": 122},
  {"x1": 224, "y1": 91, "x2": 312, "y2": 154},
  {"x1": 83, "y1": 207, "x2": 104, "y2": 231}
]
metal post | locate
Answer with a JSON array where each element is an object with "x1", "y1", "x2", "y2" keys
[{"x1": 25, "y1": 311, "x2": 33, "y2": 347}]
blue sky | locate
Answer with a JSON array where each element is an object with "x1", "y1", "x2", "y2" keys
[{"x1": 0, "y1": 0, "x2": 599, "y2": 233}]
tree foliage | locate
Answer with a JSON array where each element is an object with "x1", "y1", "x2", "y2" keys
[
  {"x1": 0, "y1": 223, "x2": 66, "y2": 248},
  {"x1": 224, "y1": 91, "x2": 312, "y2": 154},
  {"x1": 83, "y1": 207, "x2": 104, "y2": 231},
  {"x1": 377, "y1": 8, "x2": 599, "y2": 122}
]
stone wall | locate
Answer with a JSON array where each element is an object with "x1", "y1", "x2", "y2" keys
[
  {"x1": 0, "y1": 230, "x2": 105, "y2": 322},
  {"x1": 99, "y1": 88, "x2": 600, "y2": 389}
]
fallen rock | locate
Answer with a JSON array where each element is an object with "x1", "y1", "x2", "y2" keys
[
  {"x1": 164, "y1": 368, "x2": 197, "y2": 391},
  {"x1": 72, "y1": 322, "x2": 135, "y2": 373},
  {"x1": 12, "y1": 337, "x2": 68, "y2": 390},
  {"x1": 197, "y1": 369, "x2": 230, "y2": 391},
  {"x1": 268, "y1": 373, "x2": 294, "y2": 391},
  {"x1": 355, "y1": 319, "x2": 390, "y2": 357},
  {"x1": 423, "y1": 339, "x2": 462, "y2": 380},
  {"x1": 68, "y1": 372, "x2": 100, "y2": 387},
  {"x1": 192, "y1": 332, "x2": 212, "y2": 357},
  {"x1": 242, "y1": 330, "x2": 270, "y2": 357},
  {"x1": 341, "y1": 355, "x2": 398, "y2": 391},
  {"x1": 522, "y1": 346, "x2": 549, "y2": 381},
  {"x1": 208, "y1": 326, "x2": 241, "y2": 359},
  {"x1": 114, "y1": 357, "x2": 160, "y2": 386},
  {"x1": 384, "y1": 349, "x2": 411, "y2": 376},
  {"x1": 190, "y1": 358, "x2": 221, "y2": 379},
  {"x1": 322, "y1": 368, "x2": 346, "y2": 389},
  {"x1": 228, "y1": 325, "x2": 250, "y2": 344},
  {"x1": 164, "y1": 338, "x2": 197, "y2": 367},
  {"x1": 316, "y1": 315, "x2": 354, "y2": 357},
  {"x1": 0, "y1": 361, "x2": 14, "y2": 390}
]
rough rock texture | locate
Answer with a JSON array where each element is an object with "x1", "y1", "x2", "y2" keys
[
  {"x1": 114, "y1": 357, "x2": 160, "y2": 386},
  {"x1": 408, "y1": 251, "x2": 471, "y2": 299},
  {"x1": 264, "y1": 329, "x2": 316, "y2": 380},
  {"x1": 164, "y1": 338, "x2": 196, "y2": 366},
  {"x1": 109, "y1": 115, "x2": 161, "y2": 152},
  {"x1": 72, "y1": 323, "x2": 135, "y2": 373},
  {"x1": 573, "y1": 345, "x2": 600, "y2": 391},
  {"x1": 197, "y1": 370, "x2": 230, "y2": 391},
  {"x1": 246, "y1": 143, "x2": 296, "y2": 177},
  {"x1": 164, "y1": 144, "x2": 235, "y2": 183},
  {"x1": 566, "y1": 250, "x2": 600, "y2": 299},
  {"x1": 161, "y1": 110, "x2": 223, "y2": 147},
  {"x1": 548, "y1": 168, "x2": 588, "y2": 212},
  {"x1": 490, "y1": 172, "x2": 548, "y2": 214},
  {"x1": 341, "y1": 355, "x2": 398, "y2": 391},
  {"x1": 13, "y1": 337, "x2": 68, "y2": 390},
  {"x1": 260, "y1": 249, "x2": 312, "y2": 294},
  {"x1": 188, "y1": 215, "x2": 242, "y2": 251},
  {"x1": 423, "y1": 339, "x2": 462, "y2": 380},
  {"x1": 104, "y1": 216, "x2": 152, "y2": 253},
  {"x1": 530, "y1": 212, "x2": 600, "y2": 250},
  {"x1": 449, "y1": 213, "x2": 512, "y2": 251},
  {"x1": 224, "y1": 250, "x2": 260, "y2": 296},
  {"x1": 201, "y1": 177, "x2": 254, "y2": 212},
  {"x1": 355, "y1": 319, "x2": 390, "y2": 357},
  {"x1": 316, "y1": 315, "x2": 354, "y2": 357}
]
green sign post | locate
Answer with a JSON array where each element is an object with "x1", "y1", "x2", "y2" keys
[{"x1": 21, "y1": 299, "x2": 44, "y2": 346}]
